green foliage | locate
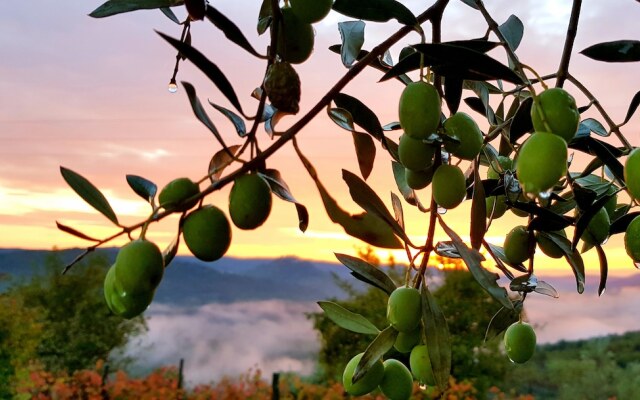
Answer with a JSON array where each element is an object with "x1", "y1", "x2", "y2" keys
[
  {"x1": 310, "y1": 263, "x2": 509, "y2": 396},
  {"x1": 0, "y1": 252, "x2": 145, "y2": 395},
  {"x1": 503, "y1": 331, "x2": 640, "y2": 399}
]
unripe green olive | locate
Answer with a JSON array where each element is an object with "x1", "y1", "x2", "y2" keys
[
  {"x1": 409, "y1": 344, "x2": 436, "y2": 386},
  {"x1": 228, "y1": 174, "x2": 272, "y2": 230},
  {"x1": 531, "y1": 88, "x2": 580, "y2": 143},
  {"x1": 277, "y1": 7, "x2": 314, "y2": 64},
  {"x1": 516, "y1": 132, "x2": 567, "y2": 195},
  {"x1": 536, "y1": 230, "x2": 567, "y2": 259},
  {"x1": 443, "y1": 112, "x2": 483, "y2": 160},
  {"x1": 504, "y1": 321, "x2": 536, "y2": 364},
  {"x1": 290, "y1": 0, "x2": 332, "y2": 23},
  {"x1": 405, "y1": 168, "x2": 433, "y2": 190},
  {"x1": 432, "y1": 165, "x2": 466, "y2": 209},
  {"x1": 624, "y1": 148, "x2": 640, "y2": 202},
  {"x1": 158, "y1": 177, "x2": 200, "y2": 212},
  {"x1": 379, "y1": 359, "x2": 413, "y2": 400},
  {"x1": 342, "y1": 353, "x2": 385, "y2": 396},
  {"x1": 581, "y1": 207, "x2": 610, "y2": 247},
  {"x1": 114, "y1": 240, "x2": 164, "y2": 294},
  {"x1": 387, "y1": 287, "x2": 422, "y2": 332},
  {"x1": 394, "y1": 328, "x2": 421, "y2": 353},
  {"x1": 625, "y1": 216, "x2": 640, "y2": 262},
  {"x1": 183, "y1": 205, "x2": 232, "y2": 262},
  {"x1": 398, "y1": 134, "x2": 435, "y2": 171},
  {"x1": 504, "y1": 225, "x2": 530, "y2": 264},
  {"x1": 398, "y1": 82, "x2": 441, "y2": 139}
]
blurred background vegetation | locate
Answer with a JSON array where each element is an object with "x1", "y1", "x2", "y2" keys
[{"x1": 2, "y1": 249, "x2": 640, "y2": 399}]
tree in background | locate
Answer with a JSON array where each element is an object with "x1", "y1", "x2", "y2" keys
[{"x1": 0, "y1": 253, "x2": 145, "y2": 395}]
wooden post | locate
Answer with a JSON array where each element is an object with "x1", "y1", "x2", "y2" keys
[
  {"x1": 176, "y1": 358, "x2": 185, "y2": 400},
  {"x1": 100, "y1": 363, "x2": 110, "y2": 400},
  {"x1": 271, "y1": 372, "x2": 280, "y2": 400}
]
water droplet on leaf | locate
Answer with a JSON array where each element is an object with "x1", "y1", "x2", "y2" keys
[
  {"x1": 437, "y1": 206, "x2": 447, "y2": 215},
  {"x1": 168, "y1": 82, "x2": 178, "y2": 93}
]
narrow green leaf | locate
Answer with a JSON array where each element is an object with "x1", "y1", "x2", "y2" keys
[
  {"x1": 470, "y1": 162, "x2": 487, "y2": 250},
  {"x1": 335, "y1": 253, "x2": 397, "y2": 295},
  {"x1": 296, "y1": 146, "x2": 402, "y2": 248},
  {"x1": 391, "y1": 161, "x2": 428, "y2": 212},
  {"x1": 443, "y1": 76, "x2": 463, "y2": 114},
  {"x1": 208, "y1": 145, "x2": 241, "y2": 183},
  {"x1": 342, "y1": 169, "x2": 411, "y2": 245},
  {"x1": 485, "y1": 300, "x2": 523, "y2": 341},
  {"x1": 353, "y1": 326, "x2": 397, "y2": 382},
  {"x1": 439, "y1": 216, "x2": 513, "y2": 309},
  {"x1": 595, "y1": 243, "x2": 608, "y2": 296},
  {"x1": 60, "y1": 167, "x2": 119, "y2": 225},
  {"x1": 412, "y1": 43, "x2": 524, "y2": 84},
  {"x1": 485, "y1": 243, "x2": 527, "y2": 274},
  {"x1": 459, "y1": 0, "x2": 479, "y2": 9},
  {"x1": 126, "y1": 174, "x2": 157, "y2": 204},
  {"x1": 318, "y1": 301, "x2": 380, "y2": 335},
  {"x1": 509, "y1": 96, "x2": 533, "y2": 144},
  {"x1": 182, "y1": 82, "x2": 229, "y2": 150},
  {"x1": 537, "y1": 231, "x2": 585, "y2": 293},
  {"x1": 581, "y1": 118, "x2": 609, "y2": 137},
  {"x1": 332, "y1": 0, "x2": 417, "y2": 26},
  {"x1": 333, "y1": 93, "x2": 383, "y2": 141},
  {"x1": 498, "y1": 15, "x2": 524, "y2": 52},
  {"x1": 56, "y1": 221, "x2": 100, "y2": 242},
  {"x1": 209, "y1": 101, "x2": 247, "y2": 137},
  {"x1": 581, "y1": 40, "x2": 640, "y2": 62},
  {"x1": 90, "y1": 0, "x2": 183, "y2": 18},
  {"x1": 533, "y1": 281, "x2": 559, "y2": 298},
  {"x1": 160, "y1": 7, "x2": 181, "y2": 24},
  {"x1": 158, "y1": 32, "x2": 245, "y2": 115},
  {"x1": 421, "y1": 285, "x2": 452, "y2": 391},
  {"x1": 328, "y1": 107, "x2": 356, "y2": 132},
  {"x1": 329, "y1": 45, "x2": 413, "y2": 85},
  {"x1": 260, "y1": 169, "x2": 309, "y2": 232},
  {"x1": 257, "y1": 0, "x2": 272, "y2": 35},
  {"x1": 390, "y1": 192, "x2": 404, "y2": 230},
  {"x1": 380, "y1": 40, "x2": 500, "y2": 82},
  {"x1": 622, "y1": 91, "x2": 640, "y2": 125},
  {"x1": 338, "y1": 21, "x2": 365, "y2": 68},
  {"x1": 205, "y1": 6, "x2": 264, "y2": 58},
  {"x1": 570, "y1": 136, "x2": 625, "y2": 183},
  {"x1": 352, "y1": 132, "x2": 376, "y2": 180},
  {"x1": 611, "y1": 211, "x2": 640, "y2": 235},
  {"x1": 163, "y1": 233, "x2": 180, "y2": 267}
]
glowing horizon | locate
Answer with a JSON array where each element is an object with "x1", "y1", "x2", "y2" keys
[{"x1": 1, "y1": 1, "x2": 640, "y2": 280}]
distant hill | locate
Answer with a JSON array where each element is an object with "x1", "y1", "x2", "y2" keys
[{"x1": 0, "y1": 248, "x2": 361, "y2": 306}]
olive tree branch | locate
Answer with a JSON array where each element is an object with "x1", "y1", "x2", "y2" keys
[
  {"x1": 62, "y1": 0, "x2": 452, "y2": 272},
  {"x1": 556, "y1": 0, "x2": 583, "y2": 88},
  {"x1": 566, "y1": 73, "x2": 633, "y2": 152},
  {"x1": 473, "y1": 0, "x2": 531, "y2": 89}
]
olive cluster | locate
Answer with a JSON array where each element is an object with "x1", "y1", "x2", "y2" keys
[
  {"x1": 103, "y1": 173, "x2": 273, "y2": 319},
  {"x1": 341, "y1": 287, "x2": 434, "y2": 399}
]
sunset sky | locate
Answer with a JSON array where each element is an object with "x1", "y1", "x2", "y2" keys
[{"x1": 1, "y1": 0, "x2": 639, "y2": 280}]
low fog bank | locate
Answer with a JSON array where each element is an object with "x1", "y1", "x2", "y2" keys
[
  {"x1": 125, "y1": 281, "x2": 640, "y2": 385},
  {"x1": 126, "y1": 301, "x2": 321, "y2": 386}
]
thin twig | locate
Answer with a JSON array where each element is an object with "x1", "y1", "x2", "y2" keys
[
  {"x1": 556, "y1": 0, "x2": 583, "y2": 88},
  {"x1": 566, "y1": 73, "x2": 633, "y2": 152}
]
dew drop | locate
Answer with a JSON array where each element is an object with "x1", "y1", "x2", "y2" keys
[
  {"x1": 419, "y1": 383, "x2": 428, "y2": 390},
  {"x1": 538, "y1": 190, "x2": 552, "y2": 200},
  {"x1": 437, "y1": 206, "x2": 447, "y2": 215},
  {"x1": 168, "y1": 82, "x2": 178, "y2": 93},
  {"x1": 600, "y1": 287, "x2": 606, "y2": 296},
  {"x1": 602, "y1": 236, "x2": 609, "y2": 245},
  {"x1": 634, "y1": 261, "x2": 640, "y2": 269},
  {"x1": 440, "y1": 150, "x2": 450, "y2": 164}
]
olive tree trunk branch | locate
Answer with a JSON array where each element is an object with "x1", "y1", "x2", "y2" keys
[{"x1": 556, "y1": 0, "x2": 583, "y2": 88}]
